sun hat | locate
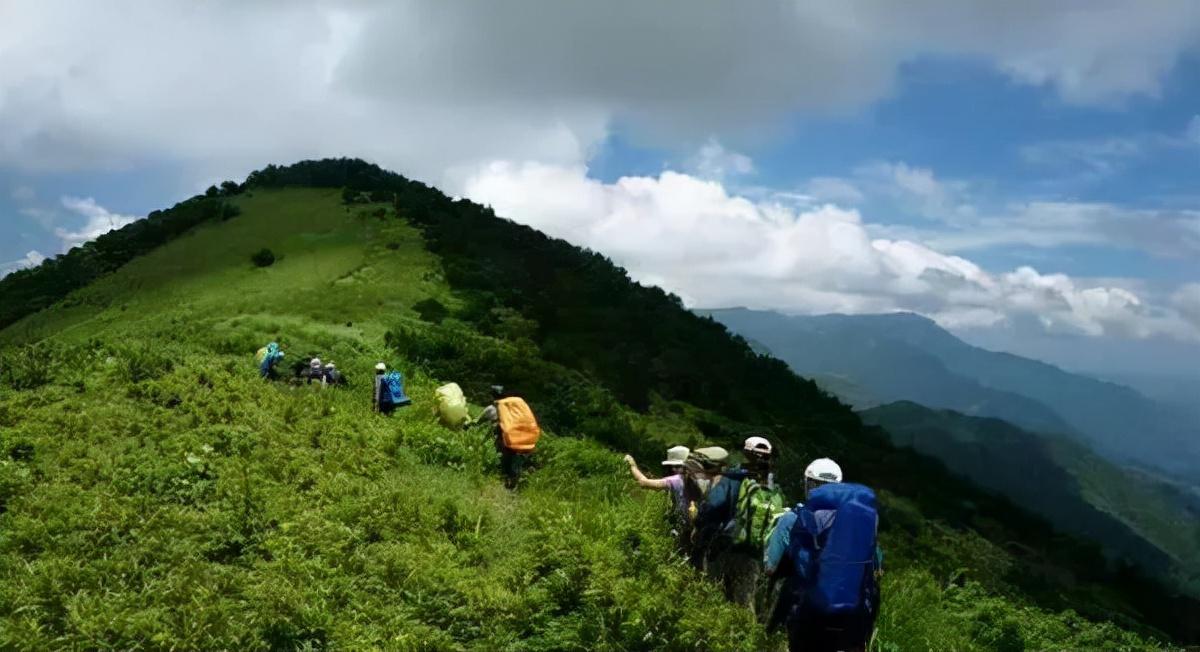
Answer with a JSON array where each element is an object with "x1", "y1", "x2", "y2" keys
[
  {"x1": 661, "y1": 445, "x2": 690, "y2": 467},
  {"x1": 684, "y1": 446, "x2": 729, "y2": 474}
]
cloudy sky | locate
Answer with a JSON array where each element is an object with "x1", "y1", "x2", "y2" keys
[{"x1": 3, "y1": 0, "x2": 1199, "y2": 378}]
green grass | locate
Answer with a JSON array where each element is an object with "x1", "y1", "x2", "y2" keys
[{"x1": 0, "y1": 188, "x2": 1174, "y2": 650}]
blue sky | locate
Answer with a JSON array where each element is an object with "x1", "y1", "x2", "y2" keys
[{"x1": 2, "y1": 1, "x2": 1200, "y2": 378}]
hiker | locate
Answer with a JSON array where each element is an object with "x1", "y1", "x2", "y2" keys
[
  {"x1": 323, "y1": 362, "x2": 344, "y2": 386},
  {"x1": 373, "y1": 363, "x2": 412, "y2": 413},
  {"x1": 684, "y1": 446, "x2": 731, "y2": 570},
  {"x1": 623, "y1": 446, "x2": 691, "y2": 544},
  {"x1": 255, "y1": 342, "x2": 285, "y2": 380},
  {"x1": 373, "y1": 363, "x2": 387, "y2": 411},
  {"x1": 477, "y1": 386, "x2": 541, "y2": 490},
  {"x1": 304, "y1": 357, "x2": 326, "y2": 386},
  {"x1": 695, "y1": 436, "x2": 785, "y2": 614},
  {"x1": 766, "y1": 458, "x2": 882, "y2": 652},
  {"x1": 763, "y1": 458, "x2": 844, "y2": 633},
  {"x1": 742, "y1": 435, "x2": 775, "y2": 488}
]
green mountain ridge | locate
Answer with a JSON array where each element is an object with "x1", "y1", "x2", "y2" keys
[
  {"x1": 861, "y1": 401, "x2": 1200, "y2": 597},
  {"x1": 700, "y1": 308, "x2": 1200, "y2": 480},
  {"x1": 1, "y1": 159, "x2": 1196, "y2": 649}
]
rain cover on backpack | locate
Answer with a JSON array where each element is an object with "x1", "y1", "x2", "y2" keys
[
  {"x1": 497, "y1": 397, "x2": 540, "y2": 452},
  {"x1": 381, "y1": 371, "x2": 412, "y2": 407},
  {"x1": 787, "y1": 482, "x2": 878, "y2": 615},
  {"x1": 435, "y1": 383, "x2": 469, "y2": 428},
  {"x1": 257, "y1": 342, "x2": 282, "y2": 376}
]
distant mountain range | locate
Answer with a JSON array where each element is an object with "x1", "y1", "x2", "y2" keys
[
  {"x1": 860, "y1": 401, "x2": 1200, "y2": 595},
  {"x1": 700, "y1": 308, "x2": 1200, "y2": 478}
]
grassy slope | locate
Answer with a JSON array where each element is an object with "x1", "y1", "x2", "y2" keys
[{"x1": 0, "y1": 188, "x2": 1168, "y2": 650}]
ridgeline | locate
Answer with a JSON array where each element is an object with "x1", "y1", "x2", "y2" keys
[{"x1": 1, "y1": 159, "x2": 1195, "y2": 650}]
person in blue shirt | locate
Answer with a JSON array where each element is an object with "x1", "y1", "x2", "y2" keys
[
  {"x1": 764, "y1": 457, "x2": 883, "y2": 650},
  {"x1": 763, "y1": 458, "x2": 843, "y2": 634},
  {"x1": 682, "y1": 446, "x2": 730, "y2": 569}
]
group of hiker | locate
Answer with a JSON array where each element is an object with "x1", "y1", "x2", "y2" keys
[
  {"x1": 256, "y1": 342, "x2": 542, "y2": 489},
  {"x1": 625, "y1": 439, "x2": 881, "y2": 652},
  {"x1": 257, "y1": 342, "x2": 875, "y2": 648}
]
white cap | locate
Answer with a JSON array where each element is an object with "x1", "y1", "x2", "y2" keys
[
  {"x1": 662, "y1": 445, "x2": 690, "y2": 467},
  {"x1": 804, "y1": 458, "x2": 843, "y2": 483},
  {"x1": 375, "y1": 362, "x2": 387, "y2": 372},
  {"x1": 743, "y1": 435, "x2": 772, "y2": 455}
]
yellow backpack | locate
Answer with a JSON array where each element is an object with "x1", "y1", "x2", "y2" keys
[{"x1": 434, "y1": 383, "x2": 470, "y2": 429}]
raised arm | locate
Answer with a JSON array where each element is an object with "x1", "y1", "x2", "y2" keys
[{"x1": 623, "y1": 455, "x2": 670, "y2": 489}]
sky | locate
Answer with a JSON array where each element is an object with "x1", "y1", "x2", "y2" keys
[{"x1": 2, "y1": 0, "x2": 1200, "y2": 378}]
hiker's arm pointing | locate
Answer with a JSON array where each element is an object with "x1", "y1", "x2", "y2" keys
[{"x1": 624, "y1": 455, "x2": 669, "y2": 489}]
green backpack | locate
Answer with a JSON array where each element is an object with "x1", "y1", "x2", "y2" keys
[{"x1": 733, "y1": 480, "x2": 787, "y2": 550}]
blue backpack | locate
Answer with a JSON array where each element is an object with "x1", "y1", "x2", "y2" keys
[
  {"x1": 380, "y1": 371, "x2": 412, "y2": 407},
  {"x1": 258, "y1": 342, "x2": 284, "y2": 377},
  {"x1": 787, "y1": 483, "x2": 879, "y2": 616}
]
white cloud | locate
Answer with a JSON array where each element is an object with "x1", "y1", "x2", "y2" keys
[
  {"x1": 687, "y1": 139, "x2": 754, "y2": 181},
  {"x1": 1, "y1": 1, "x2": 1198, "y2": 183},
  {"x1": 0, "y1": 250, "x2": 45, "y2": 277},
  {"x1": 55, "y1": 196, "x2": 139, "y2": 252},
  {"x1": 804, "y1": 177, "x2": 865, "y2": 205},
  {"x1": 463, "y1": 160, "x2": 1199, "y2": 341},
  {"x1": 920, "y1": 201, "x2": 1200, "y2": 258},
  {"x1": 1019, "y1": 120, "x2": 1198, "y2": 180},
  {"x1": 1019, "y1": 137, "x2": 1147, "y2": 177}
]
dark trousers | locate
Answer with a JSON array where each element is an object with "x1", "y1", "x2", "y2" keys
[
  {"x1": 787, "y1": 608, "x2": 873, "y2": 652},
  {"x1": 495, "y1": 428, "x2": 528, "y2": 488}
]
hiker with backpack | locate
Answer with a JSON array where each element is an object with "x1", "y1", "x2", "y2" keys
[
  {"x1": 684, "y1": 446, "x2": 731, "y2": 570},
  {"x1": 373, "y1": 362, "x2": 411, "y2": 414},
  {"x1": 623, "y1": 446, "x2": 691, "y2": 546},
  {"x1": 323, "y1": 362, "x2": 344, "y2": 386},
  {"x1": 693, "y1": 437, "x2": 786, "y2": 614},
  {"x1": 764, "y1": 458, "x2": 882, "y2": 652},
  {"x1": 476, "y1": 385, "x2": 541, "y2": 490},
  {"x1": 303, "y1": 357, "x2": 326, "y2": 386},
  {"x1": 255, "y1": 342, "x2": 285, "y2": 380}
]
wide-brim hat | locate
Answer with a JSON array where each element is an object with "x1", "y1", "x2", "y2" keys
[
  {"x1": 684, "y1": 446, "x2": 729, "y2": 474},
  {"x1": 661, "y1": 445, "x2": 690, "y2": 467}
]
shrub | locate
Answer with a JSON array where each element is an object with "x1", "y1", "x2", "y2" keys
[
  {"x1": 0, "y1": 343, "x2": 59, "y2": 391},
  {"x1": 251, "y1": 248, "x2": 276, "y2": 267},
  {"x1": 412, "y1": 298, "x2": 449, "y2": 324},
  {"x1": 113, "y1": 343, "x2": 175, "y2": 383}
]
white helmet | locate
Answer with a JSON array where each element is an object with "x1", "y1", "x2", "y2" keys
[
  {"x1": 804, "y1": 458, "x2": 843, "y2": 484},
  {"x1": 310, "y1": 357, "x2": 322, "y2": 368},
  {"x1": 375, "y1": 362, "x2": 387, "y2": 372},
  {"x1": 743, "y1": 435, "x2": 772, "y2": 455}
]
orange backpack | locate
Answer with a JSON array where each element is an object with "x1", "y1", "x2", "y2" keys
[{"x1": 497, "y1": 397, "x2": 541, "y2": 453}]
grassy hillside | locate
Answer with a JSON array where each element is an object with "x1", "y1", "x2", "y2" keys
[
  {"x1": 862, "y1": 401, "x2": 1200, "y2": 596},
  {"x1": 1, "y1": 162, "x2": 1194, "y2": 649}
]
